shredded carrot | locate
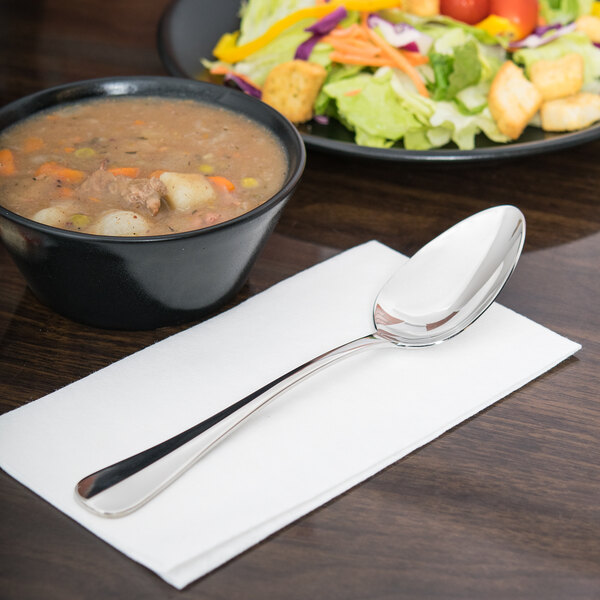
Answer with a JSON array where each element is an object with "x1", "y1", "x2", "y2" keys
[
  {"x1": 64, "y1": 147, "x2": 75, "y2": 153},
  {"x1": 400, "y1": 50, "x2": 429, "y2": 66},
  {"x1": 344, "y1": 89, "x2": 363, "y2": 96},
  {"x1": 23, "y1": 137, "x2": 44, "y2": 152},
  {"x1": 133, "y1": 119, "x2": 145, "y2": 125},
  {"x1": 35, "y1": 162, "x2": 85, "y2": 184},
  {"x1": 322, "y1": 20, "x2": 429, "y2": 86},
  {"x1": 329, "y1": 51, "x2": 395, "y2": 67},
  {"x1": 207, "y1": 175, "x2": 235, "y2": 191},
  {"x1": 361, "y1": 16, "x2": 429, "y2": 97},
  {"x1": 0, "y1": 149, "x2": 16, "y2": 176},
  {"x1": 323, "y1": 38, "x2": 381, "y2": 56},
  {"x1": 328, "y1": 24, "x2": 368, "y2": 39},
  {"x1": 107, "y1": 167, "x2": 140, "y2": 178},
  {"x1": 149, "y1": 169, "x2": 166, "y2": 179},
  {"x1": 89, "y1": 196, "x2": 101, "y2": 203}
]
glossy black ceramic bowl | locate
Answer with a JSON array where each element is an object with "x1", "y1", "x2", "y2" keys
[{"x1": 0, "y1": 76, "x2": 306, "y2": 329}]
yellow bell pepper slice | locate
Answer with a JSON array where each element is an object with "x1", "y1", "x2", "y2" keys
[
  {"x1": 474, "y1": 14, "x2": 520, "y2": 41},
  {"x1": 214, "y1": 0, "x2": 401, "y2": 63},
  {"x1": 592, "y1": 1, "x2": 600, "y2": 16}
]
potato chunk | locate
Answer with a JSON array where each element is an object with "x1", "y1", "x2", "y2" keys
[
  {"x1": 530, "y1": 53, "x2": 584, "y2": 102},
  {"x1": 540, "y1": 92, "x2": 600, "y2": 131},
  {"x1": 32, "y1": 206, "x2": 69, "y2": 228},
  {"x1": 93, "y1": 210, "x2": 149, "y2": 236},
  {"x1": 488, "y1": 61, "x2": 542, "y2": 140},
  {"x1": 262, "y1": 60, "x2": 327, "y2": 123},
  {"x1": 159, "y1": 171, "x2": 216, "y2": 211}
]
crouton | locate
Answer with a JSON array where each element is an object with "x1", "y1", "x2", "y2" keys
[
  {"x1": 575, "y1": 15, "x2": 600, "y2": 43},
  {"x1": 402, "y1": 0, "x2": 440, "y2": 16},
  {"x1": 540, "y1": 92, "x2": 600, "y2": 131},
  {"x1": 261, "y1": 60, "x2": 327, "y2": 123},
  {"x1": 529, "y1": 53, "x2": 584, "y2": 102},
  {"x1": 488, "y1": 61, "x2": 543, "y2": 140},
  {"x1": 159, "y1": 172, "x2": 216, "y2": 210}
]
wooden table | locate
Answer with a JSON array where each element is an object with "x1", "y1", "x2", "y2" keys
[{"x1": 1, "y1": 1, "x2": 599, "y2": 598}]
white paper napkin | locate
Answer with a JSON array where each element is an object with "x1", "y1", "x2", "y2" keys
[{"x1": 0, "y1": 241, "x2": 580, "y2": 589}]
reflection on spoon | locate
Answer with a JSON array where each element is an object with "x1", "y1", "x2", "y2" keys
[{"x1": 75, "y1": 205, "x2": 526, "y2": 517}]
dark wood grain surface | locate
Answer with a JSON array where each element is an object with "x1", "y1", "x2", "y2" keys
[{"x1": 1, "y1": 1, "x2": 599, "y2": 598}]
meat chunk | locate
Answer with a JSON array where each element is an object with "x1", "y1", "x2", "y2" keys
[
  {"x1": 125, "y1": 178, "x2": 164, "y2": 216},
  {"x1": 76, "y1": 169, "x2": 166, "y2": 216}
]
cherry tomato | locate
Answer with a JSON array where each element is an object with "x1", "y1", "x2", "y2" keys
[
  {"x1": 489, "y1": 0, "x2": 538, "y2": 40},
  {"x1": 440, "y1": 0, "x2": 490, "y2": 25}
]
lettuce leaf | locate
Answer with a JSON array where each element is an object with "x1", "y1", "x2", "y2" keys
[
  {"x1": 230, "y1": 19, "x2": 315, "y2": 85},
  {"x1": 238, "y1": 0, "x2": 315, "y2": 44},
  {"x1": 428, "y1": 40, "x2": 482, "y2": 101},
  {"x1": 320, "y1": 70, "x2": 423, "y2": 146},
  {"x1": 429, "y1": 101, "x2": 509, "y2": 149},
  {"x1": 538, "y1": 0, "x2": 594, "y2": 25}
]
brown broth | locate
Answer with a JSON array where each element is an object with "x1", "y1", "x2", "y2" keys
[{"x1": 0, "y1": 97, "x2": 288, "y2": 236}]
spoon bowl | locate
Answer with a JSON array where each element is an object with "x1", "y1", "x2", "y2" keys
[
  {"x1": 75, "y1": 205, "x2": 525, "y2": 517},
  {"x1": 375, "y1": 204, "x2": 525, "y2": 346}
]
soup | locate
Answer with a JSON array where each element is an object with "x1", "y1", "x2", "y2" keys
[{"x1": 0, "y1": 97, "x2": 288, "y2": 236}]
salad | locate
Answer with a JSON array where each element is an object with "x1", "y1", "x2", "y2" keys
[{"x1": 204, "y1": 0, "x2": 600, "y2": 150}]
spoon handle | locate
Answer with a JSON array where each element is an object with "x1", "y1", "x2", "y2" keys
[{"x1": 75, "y1": 334, "x2": 389, "y2": 517}]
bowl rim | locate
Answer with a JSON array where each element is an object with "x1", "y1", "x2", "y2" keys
[{"x1": 0, "y1": 75, "x2": 306, "y2": 244}]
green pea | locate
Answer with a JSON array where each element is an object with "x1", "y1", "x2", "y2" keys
[
  {"x1": 198, "y1": 164, "x2": 214, "y2": 174},
  {"x1": 241, "y1": 177, "x2": 258, "y2": 188},
  {"x1": 69, "y1": 214, "x2": 91, "y2": 228},
  {"x1": 74, "y1": 147, "x2": 96, "y2": 158}
]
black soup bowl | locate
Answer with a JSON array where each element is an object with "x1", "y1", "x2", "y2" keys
[{"x1": 0, "y1": 77, "x2": 306, "y2": 329}]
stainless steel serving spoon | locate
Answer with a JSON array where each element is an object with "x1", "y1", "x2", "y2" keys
[{"x1": 76, "y1": 205, "x2": 525, "y2": 517}]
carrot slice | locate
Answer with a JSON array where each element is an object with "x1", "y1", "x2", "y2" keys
[
  {"x1": 57, "y1": 186, "x2": 74, "y2": 197},
  {"x1": 0, "y1": 149, "x2": 16, "y2": 175},
  {"x1": 24, "y1": 137, "x2": 44, "y2": 152},
  {"x1": 107, "y1": 167, "x2": 140, "y2": 178},
  {"x1": 149, "y1": 169, "x2": 166, "y2": 179},
  {"x1": 35, "y1": 161, "x2": 85, "y2": 184},
  {"x1": 207, "y1": 175, "x2": 235, "y2": 191}
]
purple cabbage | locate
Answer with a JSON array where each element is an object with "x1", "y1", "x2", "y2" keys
[
  {"x1": 294, "y1": 6, "x2": 348, "y2": 60},
  {"x1": 295, "y1": 34, "x2": 324, "y2": 60},
  {"x1": 224, "y1": 73, "x2": 262, "y2": 98},
  {"x1": 313, "y1": 114, "x2": 330, "y2": 125},
  {"x1": 306, "y1": 5, "x2": 347, "y2": 35},
  {"x1": 509, "y1": 21, "x2": 576, "y2": 49},
  {"x1": 366, "y1": 14, "x2": 433, "y2": 54}
]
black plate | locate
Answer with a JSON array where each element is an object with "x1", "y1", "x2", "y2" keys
[{"x1": 157, "y1": 0, "x2": 600, "y2": 163}]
